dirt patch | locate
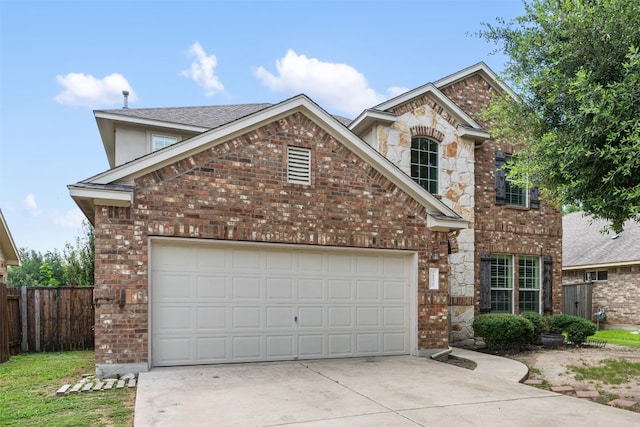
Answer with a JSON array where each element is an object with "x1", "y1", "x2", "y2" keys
[{"x1": 508, "y1": 344, "x2": 640, "y2": 411}]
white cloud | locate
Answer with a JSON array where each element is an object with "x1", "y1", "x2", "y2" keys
[
  {"x1": 387, "y1": 86, "x2": 410, "y2": 98},
  {"x1": 181, "y1": 42, "x2": 225, "y2": 96},
  {"x1": 54, "y1": 73, "x2": 136, "y2": 108},
  {"x1": 50, "y1": 208, "x2": 84, "y2": 229},
  {"x1": 254, "y1": 50, "x2": 388, "y2": 117},
  {"x1": 24, "y1": 194, "x2": 40, "y2": 217}
]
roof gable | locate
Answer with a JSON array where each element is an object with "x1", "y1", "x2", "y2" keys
[{"x1": 70, "y1": 95, "x2": 468, "y2": 231}]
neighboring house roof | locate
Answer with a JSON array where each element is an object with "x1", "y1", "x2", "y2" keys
[
  {"x1": 563, "y1": 211, "x2": 640, "y2": 269},
  {"x1": 70, "y1": 94, "x2": 469, "y2": 232},
  {"x1": 0, "y1": 209, "x2": 21, "y2": 267}
]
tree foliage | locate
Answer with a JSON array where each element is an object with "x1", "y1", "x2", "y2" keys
[
  {"x1": 7, "y1": 220, "x2": 94, "y2": 287},
  {"x1": 479, "y1": 0, "x2": 640, "y2": 232}
]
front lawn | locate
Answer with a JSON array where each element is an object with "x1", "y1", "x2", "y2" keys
[
  {"x1": 594, "y1": 329, "x2": 640, "y2": 348},
  {"x1": 0, "y1": 351, "x2": 135, "y2": 427}
]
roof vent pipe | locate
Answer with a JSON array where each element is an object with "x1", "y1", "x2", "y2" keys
[{"x1": 122, "y1": 90, "x2": 129, "y2": 109}]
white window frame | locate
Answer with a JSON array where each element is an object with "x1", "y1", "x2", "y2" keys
[
  {"x1": 518, "y1": 256, "x2": 541, "y2": 313},
  {"x1": 490, "y1": 254, "x2": 514, "y2": 313},
  {"x1": 585, "y1": 270, "x2": 608, "y2": 282},
  {"x1": 151, "y1": 134, "x2": 178, "y2": 152}
]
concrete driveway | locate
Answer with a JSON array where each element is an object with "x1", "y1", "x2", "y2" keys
[{"x1": 134, "y1": 351, "x2": 640, "y2": 426}]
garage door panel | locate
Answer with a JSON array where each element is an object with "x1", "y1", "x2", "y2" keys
[
  {"x1": 154, "y1": 274, "x2": 193, "y2": 299},
  {"x1": 152, "y1": 242, "x2": 412, "y2": 366},
  {"x1": 266, "y1": 251, "x2": 294, "y2": 272},
  {"x1": 383, "y1": 281, "x2": 406, "y2": 300},
  {"x1": 383, "y1": 307, "x2": 407, "y2": 327},
  {"x1": 196, "y1": 307, "x2": 227, "y2": 329},
  {"x1": 196, "y1": 276, "x2": 227, "y2": 299},
  {"x1": 298, "y1": 335, "x2": 324, "y2": 357},
  {"x1": 356, "y1": 307, "x2": 380, "y2": 327},
  {"x1": 356, "y1": 280, "x2": 379, "y2": 300},
  {"x1": 266, "y1": 306, "x2": 294, "y2": 328},
  {"x1": 266, "y1": 277, "x2": 294, "y2": 300},
  {"x1": 154, "y1": 305, "x2": 191, "y2": 331},
  {"x1": 232, "y1": 336, "x2": 262, "y2": 359},
  {"x1": 357, "y1": 334, "x2": 380, "y2": 353},
  {"x1": 232, "y1": 307, "x2": 261, "y2": 328},
  {"x1": 356, "y1": 255, "x2": 380, "y2": 274},
  {"x1": 298, "y1": 306, "x2": 324, "y2": 328},
  {"x1": 298, "y1": 279, "x2": 323, "y2": 300},
  {"x1": 195, "y1": 247, "x2": 228, "y2": 271},
  {"x1": 328, "y1": 334, "x2": 353, "y2": 355},
  {"x1": 328, "y1": 279, "x2": 352, "y2": 300},
  {"x1": 327, "y1": 307, "x2": 352, "y2": 327},
  {"x1": 383, "y1": 333, "x2": 407, "y2": 352},
  {"x1": 154, "y1": 336, "x2": 192, "y2": 365},
  {"x1": 197, "y1": 337, "x2": 227, "y2": 361},
  {"x1": 232, "y1": 277, "x2": 262, "y2": 299},
  {"x1": 266, "y1": 335, "x2": 295, "y2": 358}
]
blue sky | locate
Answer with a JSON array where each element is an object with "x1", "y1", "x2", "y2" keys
[{"x1": 0, "y1": 0, "x2": 525, "y2": 254}]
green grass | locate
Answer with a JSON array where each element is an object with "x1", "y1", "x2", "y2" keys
[
  {"x1": 568, "y1": 358, "x2": 640, "y2": 385},
  {"x1": 0, "y1": 351, "x2": 135, "y2": 427},
  {"x1": 594, "y1": 329, "x2": 640, "y2": 348}
]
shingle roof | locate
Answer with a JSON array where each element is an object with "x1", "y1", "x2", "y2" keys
[
  {"x1": 96, "y1": 103, "x2": 353, "y2": 129},
  {"x1": 96, "y1": 104, "x2": 274, "y2": 129},
  {"x1": 563, "y1": 212, "x2": 640, "y2": 267}
]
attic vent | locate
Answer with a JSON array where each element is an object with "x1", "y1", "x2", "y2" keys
[{"x1": 287, "y1": 146, "x2": 311, "y2": 185}]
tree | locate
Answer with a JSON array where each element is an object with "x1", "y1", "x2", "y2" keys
[
  {"x1": 63, "y1": 220, "x2": 95, "y2": 286},
  {"x1": 7, "y1": 220, "x2": 94, "y2": 287},
  {"x1": 478, "y1": 0, "x2": 640, "y2": 232}
]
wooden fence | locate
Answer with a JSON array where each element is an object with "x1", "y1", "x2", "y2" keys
[
  {"x1": 1, "y1": 282, "x2": 10, "y2": 362},
  {"x1": 562, "y1": 282, "x2": 593, "y2": 320},
  {"x1": 1, "y1": 286, "x2": 94, "y2": 361}
]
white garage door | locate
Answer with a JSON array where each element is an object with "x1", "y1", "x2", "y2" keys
[{"x1": 151, "y1": 240, "x2": 413, "y2": 366}]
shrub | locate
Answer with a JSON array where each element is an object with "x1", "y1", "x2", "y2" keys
[
  {"x1": 473, "y1": 313, "x2": 534, "y2": 347},
  {"x1": 520, "y1": 311, "x2": 545, "y2": 344},
  {"x1": 547, "y1": 314, "x2": 597, "y2": 346}
]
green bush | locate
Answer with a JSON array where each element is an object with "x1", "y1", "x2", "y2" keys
[
  {"x1": 473, "y1": 313, "x2": 534, "y2": 346},
  {"x1": 520, "y1": 312, "x2": 545, "y2": 344},
  {"x1": 546, "y1": 314, "x2": 597, "y2": 345}
]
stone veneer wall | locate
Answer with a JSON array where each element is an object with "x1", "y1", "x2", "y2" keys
[
  {"x1": 93, "y1": 111, "x2": 452, "y2": 372},
  {"x1": 0, "y1": 250, "x2": 7, "y2": 283},
  {"x1": 563, "y1": 267, "x2": 640, "y2": 327},
  {"x1": 367, "y1": 94, "x2": 477, "y2": 343}
]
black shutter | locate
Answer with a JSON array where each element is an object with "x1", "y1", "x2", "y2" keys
[
  {"x1": 480, "y1": 252, "x2": 492, "y2": 313},
  {"x1": 543, "y1": 255, "x2": 553, "y2": 315},
  {"x1": 495, "y1": 152, "x2": 506, "y2": 205},
  {"x1": 530, "y1": 187, "x2": 540, "y2": 209}
]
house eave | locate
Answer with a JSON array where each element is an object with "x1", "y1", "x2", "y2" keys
[
  {"x1": 0, "y1": 210, "x2": 21, "y2": 266},
  {"x1": 68, "y1": 184, "x2": 134, "y2": 225},
  {"x1": 562, "y1": 260, "x2": 640, "y2": 271},
  {"x1": 427, "y1": 214, "x2": 469, "y2": 232},
  {"x1": 348, "y1": 109, "x2": 397, "y2": 136}
]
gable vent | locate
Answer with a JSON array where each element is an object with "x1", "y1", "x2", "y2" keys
[{"x1": 287, "y1": 146, "x2": 311, "y2": 185}]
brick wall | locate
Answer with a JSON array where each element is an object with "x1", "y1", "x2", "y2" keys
[
  {"x1": 441, "y1": 74, "x2": 563, "y2": 317},
  {"x1": 94, "y1": 111, "x2": 452, "y2": 367},
  {"x1": 563, "y1": 266, "x2": 640, "y2": 327}
]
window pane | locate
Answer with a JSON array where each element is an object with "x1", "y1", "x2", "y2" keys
[
  {"x1": 519, "y1": 290, "x2": 540, "y2": 312},
  {"x1": 152, "y1": 135, "x2": 177, "y2": 151},
  {"x1": 503, "y1": 155, "x2": 527, "y2": 207},
  {"x1": 411, "y1": 137, "x2": 438, "y2": 194},
  {"x1": 491, "y1": 254, "x2": 513, "y2": 313}
]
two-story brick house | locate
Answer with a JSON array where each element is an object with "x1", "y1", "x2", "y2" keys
[{"x1": 69, "y1": 62, "x2": 562, "y2": 376}]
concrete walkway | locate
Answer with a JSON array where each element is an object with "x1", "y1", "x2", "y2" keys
[{"x1": 135, "y1": 352, "x2": 640, "y2": 426}]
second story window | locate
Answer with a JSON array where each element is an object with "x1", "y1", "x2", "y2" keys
[
  {"x1": 152, "y1": 134, "x2": 177, "y2": 152},
  {"x1": 495, "y1": 152, "x2": 539, "y2": 208},
  {"x1": 411, "y1": 137, "x2": 438, "y2": 194}
]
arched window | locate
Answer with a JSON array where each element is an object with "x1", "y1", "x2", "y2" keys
[{"x1": 411, "y1": 137, "x2": 438, "y2": 194}]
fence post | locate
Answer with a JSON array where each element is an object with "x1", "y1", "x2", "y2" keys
[
  {"x1": 34, "y1": 288, "x2": 40, "y2": 352},
  {"x1": 20, "y1": 286, "x2": 27, "y2": 352}
]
